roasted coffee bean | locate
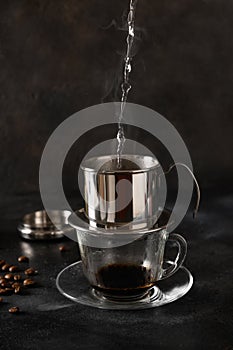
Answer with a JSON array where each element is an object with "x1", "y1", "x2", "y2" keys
[
  {"x1": 24, "y1": 268, "x2": 37, "y2": 276},
  {"x1": 0, "y1": 280, "x2": 9, "y2": 288},
  {"x1": 0, "y1": 288, "x2": 13, "y2": 295},
  {"x1": 23, "y1": 278, "x2": 35, "y2": 287},
  {"x1": 9, "y1": 306, "x2": 19, "y2": 314},
  {"x1": 1, "y1": 264, "x2": 10, "y2": 271},
  {"x1": 18, "y1": 256, "x2": 29, "y2": 263},
  {"x1": 4, "y1": 273, "x2": 14, "y2": 280},
  {"x1": 59, "y1": 245, "x2": 67, "y2": 252},
  {"x1": 14, "y1": 286, "x2": 21, "y2": 294},
  {"x1": 0, "y1": 260, "x2": 5, "y2": 267},
  {"x1": 5, "y1": 288, "x2": 13, "y2": 294},
  {"x1": 9, "y1": 265, "x2": 18, "y2": 272},
  {"x1": 12, "y1": 282, "x2": 21, "y2": 289},
  {"x1": 14, "y1": 275, "x2": 22, "y2": 281}
]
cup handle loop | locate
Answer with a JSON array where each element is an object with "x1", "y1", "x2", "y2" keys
[{"x1": 160, "y1": 233, "x2": 187, "y2": 280}]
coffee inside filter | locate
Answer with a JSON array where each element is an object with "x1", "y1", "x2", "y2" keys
[{"x1": 98, "y1": 158, "x2": 141, "y2": 173}]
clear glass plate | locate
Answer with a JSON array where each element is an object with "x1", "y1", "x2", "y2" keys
[{"x1": 56, "y1": 261, "x2": 193, "y2": 310}]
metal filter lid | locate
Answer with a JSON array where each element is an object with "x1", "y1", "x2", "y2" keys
[{"x1": 18, "y1": 210, "x2": 74, "y2": 240}]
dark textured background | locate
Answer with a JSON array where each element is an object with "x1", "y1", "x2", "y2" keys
[
  {"x1": 0, "y1": 0, "x2": 233, "y2": 196},
  {"x1": 0, "y1": 2, "x2": 233, "y2": 349}
]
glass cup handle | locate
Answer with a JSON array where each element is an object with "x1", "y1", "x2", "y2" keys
[{"x1": 161, "y1": 233, "x2": 187, "y2": 280}]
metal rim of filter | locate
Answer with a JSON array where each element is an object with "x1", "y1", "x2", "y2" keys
[{"x1": 81, "y1": 154, "x2": 160, "y2": 174}]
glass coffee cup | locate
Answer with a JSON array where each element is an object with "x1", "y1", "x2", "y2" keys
[{"x1": 69, "y1": 209, "x2": 187, "y2": 301}]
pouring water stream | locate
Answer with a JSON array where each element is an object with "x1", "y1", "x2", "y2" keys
[{"x1": 117, "y1": 0, "x2": 138, "y2": 167}]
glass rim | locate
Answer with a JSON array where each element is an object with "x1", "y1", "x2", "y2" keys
[{"x1": 68, "y1": 208, "x2": 174, "y2": 237}]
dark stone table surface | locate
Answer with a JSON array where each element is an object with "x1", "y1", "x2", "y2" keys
[{"x1": 0, "y1": 191, "x2": 232, "y2": 350}]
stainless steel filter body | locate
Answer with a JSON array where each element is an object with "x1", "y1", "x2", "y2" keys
[{"x1": 81, "y1": 155, "x2": 163, "y2": 228}]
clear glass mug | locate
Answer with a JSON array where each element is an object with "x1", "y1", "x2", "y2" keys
[{"x1": 69, "y1": 211, "x2": 187, "y2": 301}]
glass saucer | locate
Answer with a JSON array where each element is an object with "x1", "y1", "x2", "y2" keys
[{"x1": 56, "y1": 261, "x2": 193, "y2": 310}]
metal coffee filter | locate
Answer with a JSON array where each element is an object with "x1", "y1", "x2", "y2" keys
[{"x1": 81, "y1": 154, "x2": 164, "y2": 229}]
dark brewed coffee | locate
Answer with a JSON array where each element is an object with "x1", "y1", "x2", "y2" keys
[{"x1": 94, "y1": 264, "x2": 154, "y2": 298}]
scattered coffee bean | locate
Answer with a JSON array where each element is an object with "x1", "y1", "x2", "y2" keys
[
  {"x1": 14, "y1": 286, "x2": 21, "y2": 294},
  {"x1": 0, "y1": 260, "x2": 5, "y2": 267},
  {"x1": 9, "y1": 265, "x2": 18, "y2": 272},
  {"x1": 23, "y1": 278, "x2": 35, "y2": 287},
  {"x1": 0, "y1": 288, "x2": 13, "y2": 295},
  {"x1": 0, "y1": 256, "x2": 39, "y2": 303},
  {"x1": 0, "y1": 280, "x2": 9, "y2": 288},
  {"x1": 1, "y1": 264, "x2": 10, "y2": 271},
  {"x1": 14, "y1": 275, "x2": 22, "y2": 281},
  {"x1": 24, "y1": 268, "x2": 37, "y2": 276},
  {"x1": 5, "y1": 288, "x2": 14, "y2": 294},
  {"x1": 4, "y1": 273, "x2": 14, "y2": 280},
  {"x1": 9, "y1": 306, "x2": 19, "y2": 314},
  {"x1": 59, "y1": 245, "x2": 67, "y2": 252},
  {"x1": 18, "y1": 256, "x2": 29, "y2": 263}
]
